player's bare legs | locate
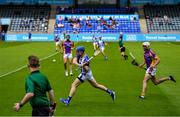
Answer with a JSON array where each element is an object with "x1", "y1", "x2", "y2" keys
[
  {"x1": 69, "y1": 58, "x2": 73, "y2": 76},
  {"x1": 69, "y1": 78, "x2": 82, "y2": 97},
  {"x1": 60, "y1": 78, "x2": 82, "y2": 105},
  {"x1": 140, "y1": 74, "x2": 176, "y2": 99},
  {"x1": 88, "y1": 79, "x2": 115, "y2": 100},
  {"x1": 55, "y1": 45, "x2": 58, "y2": 52},
  {"x1": 121, "y1": 52, "x2": 125, "y2": 57},
  {"x1": 121, "y1": 51, "x2": 125, "y2": 59},
  {"x1": 64, "y1": 57, "x2": 68, "y2": 76},
  {"x1": 100, "y1": 49, "x2": 108, "y2": 60},
  {"x1": 140, "y1": 73, "x2": 151, "y2": 98},
  {"x1": 151, "y1": 76, "x2": 170, "y2": 85},
  {"x1": 60, "y1": 78, "x2": 115, "y2": 105},
  {"x1": 59, "y1": 44, "x2": 63, "y2": 54},
  {"x1": 93, "y1": 44, "x2": 97, "y2": 52},
  {"x1": 88, "y1": 79, "x2": 108, "y2": 91}
]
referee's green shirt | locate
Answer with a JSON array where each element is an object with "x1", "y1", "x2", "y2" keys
[
  {"x1": 25, "y1": 70, "x2": 52, "y2": 107},
  {"x1": 119, "y1": 40, "x2": 123, "y2": 47}
]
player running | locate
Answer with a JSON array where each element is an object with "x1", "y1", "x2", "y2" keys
[
  {"x1": 139, "y1": 42, "x2": 176, "y2": 99},
  {"x1": 118, "y1": 32, "x2": 128, "y2": 60},
  {"x1": 98, "y1": 36, "x2": 108, "y2": 60},
  {"x1": 92, "y1": 35, "x2": 99, "y2": 52},
  {"x1": 62, "y1": 35, "x2": 74, "y2": 76},
  {"x1": 54, "y1": 34, "x2": 63, "y2": 53},
  {"x1": 60, "y1": 46, "x2": 115, "y2": 105}
]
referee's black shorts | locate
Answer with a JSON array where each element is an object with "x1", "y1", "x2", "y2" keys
[
  {"x1": 32, "y1": 106, "x2": 50, "y2": 116},
  {"x1": 120, "y1": 47, "x2": 125, "y2": 52}
]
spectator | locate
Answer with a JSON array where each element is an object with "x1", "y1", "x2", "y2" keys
[
  {"x1": 97, "y1": 16, "x2": 101, "y2": 21},
  {"x1": 159, "y1": 19, "x2": 163, "y2": 26},
  {"x1": 57, "y1": 22, "x2": 64, "y2": 28},
  {"x1": 86, "y1": 20, "x2": 92, "y2": 28},
  {"x1": 58, "y1": 16, "x2": 63, "y2": 21},
  {"x1": 1, "y1": 31, "x2": 5, "y2": 41},
  {"x1": 79, "y1": 16, "x2": 83, "y2": 21},
  {"x1": 164, "y1": 15, "x2": 169, "y2": 24},
  {"x1": 28, "y1": 32, "x2": 32, "y2": 41},
  {"x1": 64, "y1": 16, "x2": 68, "y2": 21},
  {"x1": 0, "y1": 32, "x2": 2, "y2": 41},
  {"x1": 42, "y1": 23, "x2": 45, "y2": 28},
  {"x1": 111, "y1": 19, "x2": 117, "y2": 29},
  {"x1": 127, "y1": 0, "x2": 131, "y2": 8},
  {"x1": 149, "y1": 16, "x2": 154, "y2": 27}
]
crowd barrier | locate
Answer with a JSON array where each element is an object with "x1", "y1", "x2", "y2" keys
[
  {"x1": 56, "y1": 14, "x2": 139, "y2": 20},
  {"x1": 5, "y1": 33, "x2": 180, "y2": 42}
]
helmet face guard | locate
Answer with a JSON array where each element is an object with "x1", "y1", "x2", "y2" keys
[
  {"x1": 76, "y1": 46, "x2": 85, "y2": 57},
  {"x1": 76, "y1": 46, "x2": 85, "y2": 56},
  {"x1": 76, "y1": 46, "x2": 85, "y2": 52},
  {"x1": 66, "y1": 35, "x2": 70, "y2": 40},
  {"x1": 142, "y1": 42, "x2": 150, "y2": 51}
]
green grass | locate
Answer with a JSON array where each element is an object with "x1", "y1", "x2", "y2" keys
[{"x1": 0, "y1": 41, "x2": 180, "y2": 116}]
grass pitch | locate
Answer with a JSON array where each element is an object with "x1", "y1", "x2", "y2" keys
[{"x1": 0, "y1": 41, "x2": 180, "y2": 116}]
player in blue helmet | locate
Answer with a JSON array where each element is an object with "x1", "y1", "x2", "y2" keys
[{"x1": 60, "y1": 46, "x2": 116, "y2": 105}]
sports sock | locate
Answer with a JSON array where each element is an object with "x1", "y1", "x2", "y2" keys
[
  {"x1": 64, "y1": 63, "x2": 67, "y2": 70},
  {"x1": 70, "y1": 69, "x2": 73, "y2": 74},
  {"x1": 106, "y1": 89, "x2": 112, "y2": 95},
  {"x1": 67, "y1": 96, "x2": 72, "y2": 102}
]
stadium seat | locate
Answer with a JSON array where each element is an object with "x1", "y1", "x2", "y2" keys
[
  {"x1": 0, "y1": 5, "x2": 50, "y2": 33},
  {"x1": 144, "y1": 5, "x2": 180, "y2": 33}
]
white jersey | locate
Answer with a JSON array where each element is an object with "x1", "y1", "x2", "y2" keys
[
  {"x1": 78, "y1": 54, "x2": 90, "y2": 73},
  {"x1": 77, "y1": 54, "x2": 94, "y2": 82},
  {"x1": 98, "y1": 40, "x2": 105, "y2": 48},
  {"x1": 92, "y1": 37, "x2": 98, "y2": 45},
  {"x1": 78, "y1": 54, "x2": 90, "y2": 74}
]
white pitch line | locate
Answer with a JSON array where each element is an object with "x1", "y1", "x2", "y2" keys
[{"x1": 0, "y1": 52, "x2": 59, "y2": 78}]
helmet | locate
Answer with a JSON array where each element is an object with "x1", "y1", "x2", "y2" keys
[
  {"x1": 76, "y1": 46, "x2": 85, "y2": 52},
  {"x1": 66, "y1": 35, "x2": 70, "y2": 40},
  {"x1": 142, "y1": 42, "x2": 150, "y2": 47}
]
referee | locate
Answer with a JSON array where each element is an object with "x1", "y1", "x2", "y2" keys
[
  {"x1": 119, "y1": 32, "x2": 128, "y2": 60},
  {"x1": 13, "y1": 55, "x2": 56, "y2": 116}
]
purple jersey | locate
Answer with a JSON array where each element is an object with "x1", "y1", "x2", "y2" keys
[
  {"x1": 144, "y1": 49, "x2": 156, "y2": 68},
  {"x1": 63, "y1": 40, "x2": 74, "y2": 54}
]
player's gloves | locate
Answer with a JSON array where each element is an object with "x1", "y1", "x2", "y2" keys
[{"x1": 49, "y1": 103, "x2": 56, "y2": 116}]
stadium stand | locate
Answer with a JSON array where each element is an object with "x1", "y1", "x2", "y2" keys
[
  {"x1": 54, "y1": 15, "x2": 141, "y2": 34},
  {"x1": 0, "y1": 5, "x2": 51, "y2": 33},
  {"x1": 144, "y1": 5, "x2": 180, "y2": 33},
  {"x1": 55, "y1": 6, "x2": 140, "y2": 34}
]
